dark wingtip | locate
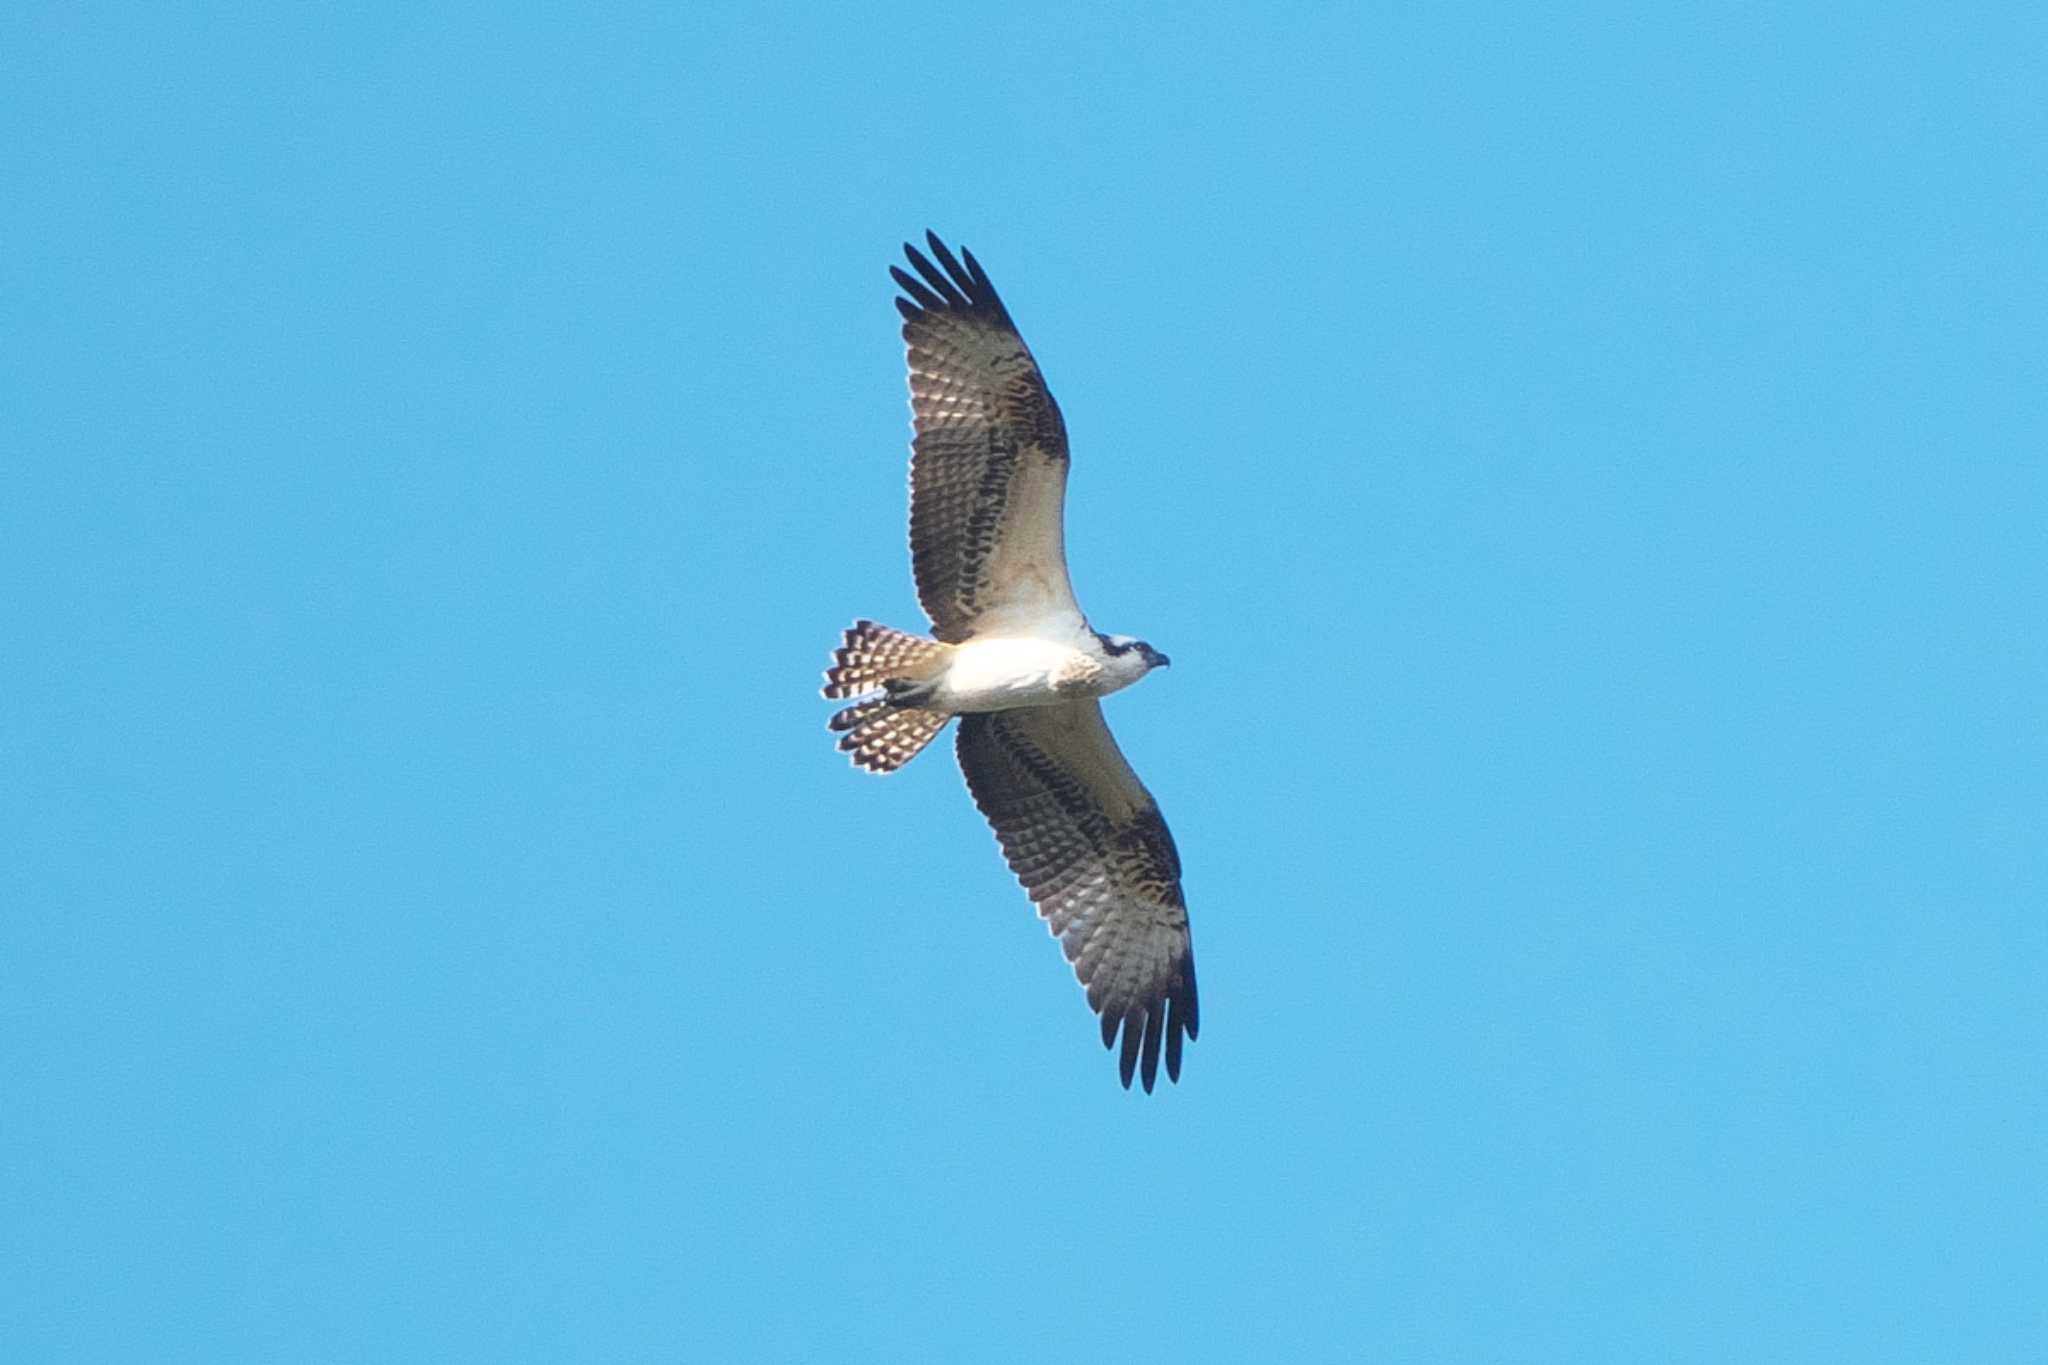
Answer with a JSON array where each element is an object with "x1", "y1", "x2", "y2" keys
[
  {"x1": 1101, "y1": 988, "x2": 1195, "y2": 1091},
  {"x1": 906, "y1": 239, "x2": 968, "y2": 307},
  {"x1": 961, "y1": 245, "x2": 990, "y2": 292},
  {"x1": 1180, "y1": 949, "x2": 1200, "y2": 1040},
  {"x1": 890, "y1": 263, "x2": 943, "y2": 312},
  {"x1": 891, "y1": 231, "x2": 1007, "y2": 324},
  {"x1": 1139, "y1": 1007, "x2": 1163, "y2": 1092},
  {"x1": 924, "y1": 234, "x2": 968, "y2": 286},
  {"x1": 1117, "y1": 1011, "x2": 1142, "y2": 1088}
]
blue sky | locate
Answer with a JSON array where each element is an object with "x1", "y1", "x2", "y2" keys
[{"x1": 6, "y1": 3, "x2": 2045, "y2": 1360}]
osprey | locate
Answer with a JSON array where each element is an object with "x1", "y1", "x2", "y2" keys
[{"x1": 822, "y1": 233, "x2": 1199, "y2": 1092}]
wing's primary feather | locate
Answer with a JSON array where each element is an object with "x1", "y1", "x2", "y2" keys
[
  {"x1": 896, "y1": 232, "x2": 1081, "y2": 643},
  {"x1": 955, "y1": 701, "x2": 1199, "y2": 1091}
]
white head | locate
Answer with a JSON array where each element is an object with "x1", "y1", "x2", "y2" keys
[{"x1": 1094, "y1": 630, "x2": 1171, "y2": 682}]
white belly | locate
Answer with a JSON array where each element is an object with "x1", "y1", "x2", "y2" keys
[{"x1": 933, "y1": 637, "x2": 1087, "y2": 713}]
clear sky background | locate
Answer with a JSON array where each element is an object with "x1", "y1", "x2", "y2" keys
[{"x1": 6, "y1": 4, "x2": 2045, "y2": 1361}]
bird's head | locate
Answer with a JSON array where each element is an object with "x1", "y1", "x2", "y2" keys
[{"x1": 1097, "y1": 632, "x2": 1171, "y2": 672}]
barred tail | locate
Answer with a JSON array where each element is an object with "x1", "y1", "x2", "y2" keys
[
  {"x1": 828, "y1": 698, "x2": 949, "y2": 772},
  {"x1": 822, "y1": 620, "x2": 951, "y2": 772},
  {"x1": 822, "y1": 619, "x2": 949, "y2": 699}
]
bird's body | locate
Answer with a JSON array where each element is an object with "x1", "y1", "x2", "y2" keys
[
  {"x1": 822, "y1": 233, "x2": 1198, "y2": 1091},
  {"x1": 930, "y1": 633, "x2": 1157, "y2": 713}
]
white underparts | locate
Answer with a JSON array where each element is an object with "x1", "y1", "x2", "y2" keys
[{"x1": 932, "y1": 634, "x2": 1150, "y2": 714}]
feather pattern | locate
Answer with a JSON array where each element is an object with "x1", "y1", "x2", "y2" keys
[
  {"x1": 894, "y1": 233, "x2": 1081, "y2": 643},
  {"x1": 955, "y1": 702, "x2": 1198, "y2": 1091},
  {"x1": 827, "y1": 234, "x2": 1199, "y2": 1090}
]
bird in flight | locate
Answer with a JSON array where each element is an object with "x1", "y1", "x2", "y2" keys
[{"x1": 822, "y1": 233, "x2": 1199, "y2": 1092}]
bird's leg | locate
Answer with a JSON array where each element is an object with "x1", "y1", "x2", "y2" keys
[{"x1": 881, "y1": 677, "x2": 939, "y2": 707}]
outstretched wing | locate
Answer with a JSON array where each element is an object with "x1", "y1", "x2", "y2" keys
[
  {"x1": 955, "y1": 702, "x2": 1198, "y2": 1091},
  {"x1": 893, "y1": 232, "x2": 1082, "y2": 644}
]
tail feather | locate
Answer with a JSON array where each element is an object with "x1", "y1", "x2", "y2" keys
[
  {"x1": 823, "y1": 620, "x2": 948, "y2": 700},
  {"x1": 832, "y1": 700, "x2": 949, "y2": 773},
  {"x1": 823, "y1": 620, "x2": 952, "y2": 773}
]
